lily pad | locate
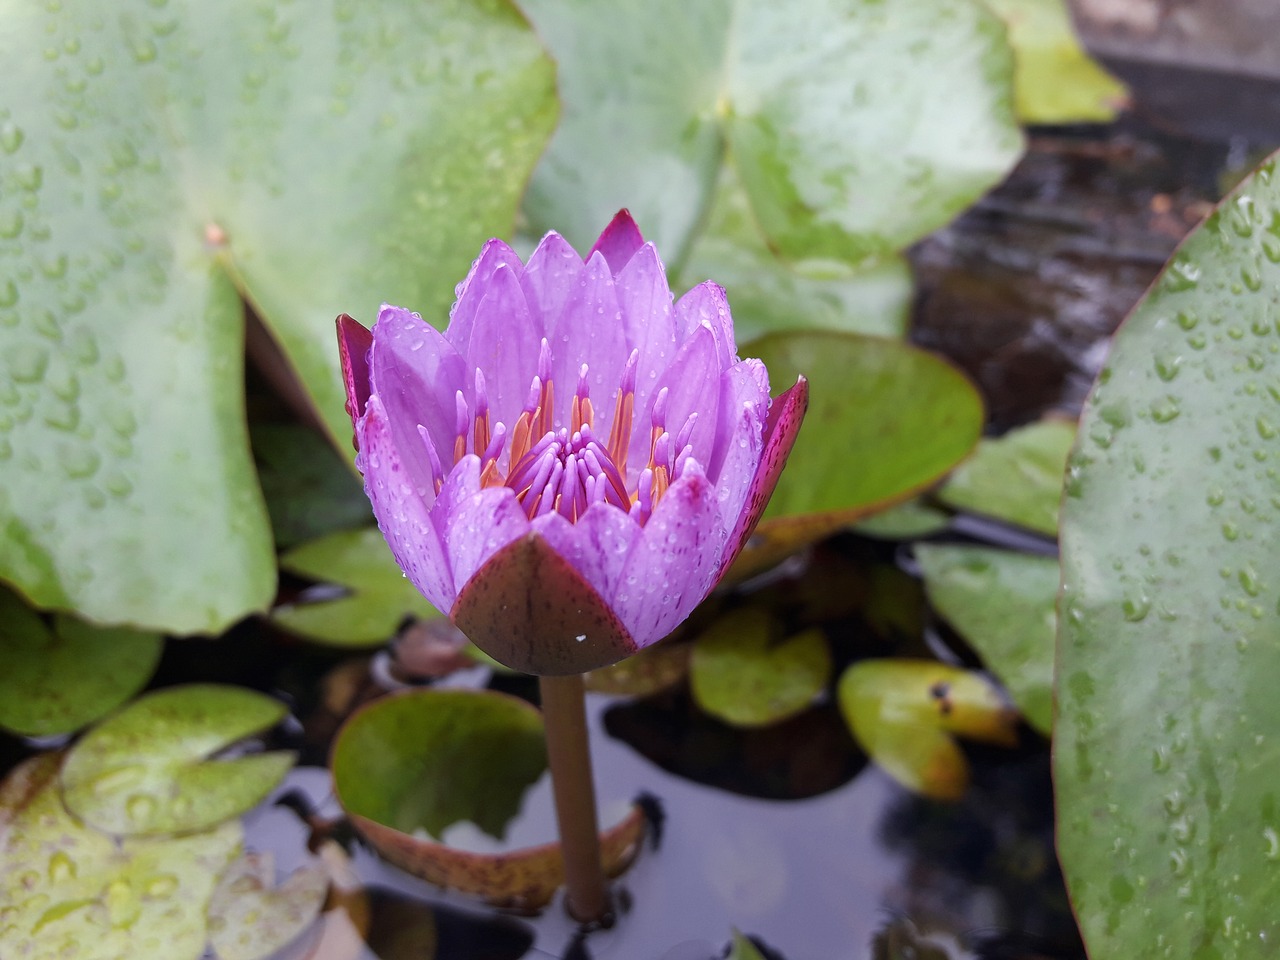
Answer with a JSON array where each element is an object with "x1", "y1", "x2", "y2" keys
[
  {"x1": 727, "y1": 929, "x2": 769, "y2": 960},
  {"x1": 585, "y1": 640, "x2": 691, "y2": 698},
  {"x1": 937, "y1": 418, "x2": 1076, "y2": 536},
  {"x1": 208, "y1": 853, "x2": 329, "y2": 960},
  {"x1": 853, "y1": 498, "x2": 952, "y2": 540},
  {"x1": 915, "y1": 544, "x2": 1057, "y2": 735},
  {"x1": 837, "y1": 660, "x2": 1017, "y2": 800},
  {"x1": 690, "y1": 608, "x2": 831, "y2": 727},
  {"x1": 521, "y1": 0, "x2": 1022, "y2": 267},
  {"x1": 0, "y1": 753, "x2": 243, "y2": 960},
  {"x1": 0, "y1": 0, "x2": 556, "y2": 634},
  {"x1": 1057, "y1": 153, "x2": 1280, "y2": 956},
  {"x1": 271, "y1": 526, "x2": 441, "y2": 647},
  {"x1": 0, "y1": 585, "x2": 162, "y2": 736},
  {"x1": 983, "y1": 0, "x2": 1128, "y2": 124},
  {"x1": 61, "y1": 684, "x2": 295, "y2": 836},
  {"x1": 732, "y1": 332, "x2": 983, "y2": 576}
]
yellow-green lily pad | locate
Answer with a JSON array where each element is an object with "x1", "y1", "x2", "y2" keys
[
  {"x1": 837, "y1": 660, "x2": 1017, "y2": 800},
  {"x1": 0, "y1": 753, "x2": 243, "y2": 960},
  {"x1": 690, "y1": 608, "x2": 831, "y2": 727},
  {"x1": 0, "y1": 585, "x2": 161, "y2": 736},
  {"x1": 61, "y1": 684, "x2": 295, "y2": 836},
  {"x1": 208, "y1": 852, "x2": 329, "y2": 960},
  {"x1": 271, "y1": 526, "x2": 442, "y2": 647}
]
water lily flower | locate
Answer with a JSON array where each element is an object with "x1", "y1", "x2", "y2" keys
[{"x1": 337, "y1": 211, "x2": 807, "y2": 675}]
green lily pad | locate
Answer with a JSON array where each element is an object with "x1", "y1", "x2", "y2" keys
[
  {"x1": 937, "y1": 418, "x2": 1077, "y2": 536},
  {"x1": 271, "y1": 526, "x2": 441, "y2": 647},
  {"x1": 0, "y1": 753, "x2": 243, "y2": 960},
  {"x1": 982, "y1": 0, "x2": 1128, "y2": 124},
  {"x1": 838, "y1": 660, "x2": 1017, "y2": 799},
  {"x1": 521, "y1": 0, "x2": 1022, "y2": 267},
  {"x1": 61, "y1": 684, "x2": 294, "y2": 836},
  {"x1": 1057, "y1": 153, "x2": 1280, "y2": 956},
  {"x1": 585, "y1": 640, "x2": 691, "y2": 697},
  {"x1": 0, "y1": 585, "x2": 162, "y2": 736},
  {"x1": 728, "y1": 929, "x2": 769, "y2": 960},
  {"x1": 915, "y1": 544, "x2": 1057, "y2": 735},
  {"x1": 0, "y1": 0, "x2": 556, "y2": 634},
  {"x1": 735, "y1": 332, "x2": 983, "y2": 572},
  {"x1": 853, "y1": 498, "x2": 952, "y2": 540},
  {"x1": 252, "y1": 423, "x2": 371, "y2": 550},
  {"x1": 208, "y1": 853, "x2": 329, "y2": 960},
  {"x1": 690, "y1": 608, "x2": 831, "y2": 727}
]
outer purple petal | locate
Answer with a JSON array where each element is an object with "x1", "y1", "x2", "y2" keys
[
  {"x1": 530, "y1": 503, "x2": 641, "y2": 606},
  {"x1": 548, "y1": 251, "x2": 630, "y2": 426},
  {"x1": 520, "y1": 231, "x2": 583, "y2": 331},
  {"x1": 716, "y1": 376, "x2": 809, "y2": 579},
  {"x1": 433, "y1": 456, "x2": 530, "y2": 593},
  {"x1": 446, "y1": 239, "x2": 525, "y2": 353},
  {"x1": 336, "y1": 314, "x2": 373, "y2": 440},
  {"x1": 465, "y1": 264, "x2": 543, "y2": 436},
  {"x1": 673, "y1": 281, "x2": 737, "y2": 371},
  {"x1": 636, "y1": 325, "x2": 720, "y2": 473},
  {"x1": 370, "y1": 306, "x2": 469, "y2": 496},
  {"x1": 588, "y1": 209, "x2": 645, "y2": 276},
  {"x1": 708, "y1": 361, "x2": 770, "y2": 528},
  {"x1": 356, "y1": 395, "x2": 454, "y2": 612},
  {"x1": 614, "y1": 461, "x2": 727, "y2": 647}
]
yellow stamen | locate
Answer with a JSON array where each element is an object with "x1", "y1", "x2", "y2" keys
[
  {"x1": 510, "y1": 410, "x2": 534, "y2": 469},
  {"x1": 652, "y1": 464, "x2": 669, "y2": 506},
  {"x1": 607, "y1": 389, "x2": 633, "y2": 478},
  {"x1": 453, "y1": 434, "x2": 466, "y2": 465},
  {"x1": 473, "y1": 411, "x2": 490, "y2": 464}
]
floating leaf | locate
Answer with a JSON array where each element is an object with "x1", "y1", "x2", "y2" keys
[
  {"x1": 853, "y1": 498, "x2": 952, "y2": 540},
  {"x1": 1057, "y1": 153, "x2": 1280, "y2": 956},
  {"x1": 983, "y1": 0, "x2": 1128, "y2": 123},
  {"x1": 208, "y1": 853, "x2": 329, "y2": 960},
  {"x1": 690, "y1": 608, "x2": 831, "y2": 727},
  {"x1": 727, "y1": 929, "x2": 769, "y2": 960},
  {"x1": 0, "y1": 753, "x2": 243, "y2": 960},
  {"x1": 521, "y1": 0, "x2": 1022, "y2": 266},
  {"x1": 0, "y1": 0, "x2": 556, "y2": 633},
  {"x1": 838, "y1": 660, "x2": 1017, "y2": 799},
  {"x1": 0, "y1": 586, "x2": 161, "y2": 736},
  {"x1": 937, "y1": 418, "x2": 1076, "y2": 536},
  {"x1": 271, "y1": 526, "x2": 441, "y2": 647},
  {"x1": 61, "y1": 684, "x2": 294, "y2": 836},
  {"x1": 916, "y1": 544, "x2": 1057, "y2": 734},
  {"x1": 585, "y1": 640, "x2": 691, "y2": 697}
]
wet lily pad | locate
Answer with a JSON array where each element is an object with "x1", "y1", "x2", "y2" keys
[
  {"x1": 332, "y1": 688, "x2": 645, "y2": 910},
  {"x1": 61, "y1": 684, "x2": 295, "y2": 836},
  {"x1": 690, "y1": 608, "x2": 831, "y2": 727},
  {"x1": 0, "y1": 753, "x2": 243, "y2": 960},
  {"x1": 0, "y1": 0, "x2": 556, "y2": 634},
  {"x1": 983, "y1": 0, "x2": 1128, "y2": 124},
  {"x1": 521, "y1": 0, "x2": 1022, "y2": 266},
  {"x1": 208, "y1": 852, "x2": 329, "y2": 960},
  {"x1": 853, "y1": 498, "x2": 952, "y2": 540},
  {"x1": 915, "y1": 544, "x2": 1057, "y2": 735},
  {"x1": 1058, "y1": 153, "x2": 1280, "y2": 956},
  {"x1": 937, "y1": 418, "x2": 1076, "y2": 536},
  {"x1": 0, "y1": 585, "x2": 161, "y2": 736},
  {"x1": 585, "y1": 640, "x2": 691, "y2": 698},
  {"x1": 837, "y1": 660, "x2": 1017, "y2": 799},
  {"x1": 271, "y1": 526, "x2": 441, "y2": 647}
]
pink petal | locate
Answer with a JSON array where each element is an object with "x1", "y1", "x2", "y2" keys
[
  {"x1": 432, "y1": 456, "x2": 530, "y2": 593},
  {"x1": 634, "y1": 325, "x2": 719, "y2": 474},
  {"x1": 336, "y1": 313, "x2": 373, "y2": 438},
  {"x1": 530, "y1": 503, "x2": 641, "y2": 606},
  {"x1": 548, "y1": 251, "x2": 630, "y2": 428},
  {"x1": 446, "y1": 239, "x2": 526, "y2": 354},
  {"x1": 673, "y1": 281, "x2": 737, "y2": 371},
  {"x1": 370, "y1": 305, "x2": 469, "y2": 496},
  {"x1": 520, "y1": 231, "x2": 583, "y2": 331},
  {"x1": 587, "y1": 209, "x2": 645, "y2": 275},
  {"x1": 708, "y1": 360, "x2": 770, "y2": 529},
  {"x1": 717, "y1": 376, "x2": 809, "y2": 579},
  {"x1": 614, "y1": 461, "x2": 727, "y2": 647},
  {"x1": 465, "y1": 264, "x2": 544, "y2": 436},
  {"x1": 356, "y1": 395, "x2": 454, "y2": 612}
]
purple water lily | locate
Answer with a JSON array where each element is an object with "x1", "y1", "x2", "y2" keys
[{"x1": 338, "y1": 211, "x2": 807, "y2": 675}]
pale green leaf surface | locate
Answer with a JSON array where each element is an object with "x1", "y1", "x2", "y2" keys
[
  {"x1": 208, "y1": 853, "x2": 329, "y2": 960},
  {"x1": 61, "y1": 684, "x2": 294, "y2": 836},
  {"x1": 1057, "y1": 153, "x2": 1280, "y2": 957},
  {"x1": 0, "y1": 0, "x2": 556, "y2": 632},
  {"x1": 916, "y1": 544, "x2": 1057, "y2": 735}
]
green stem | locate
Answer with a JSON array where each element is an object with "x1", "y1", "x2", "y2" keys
[{"x1": 539, "y1": 672, "x2": 608, "y2": 922}]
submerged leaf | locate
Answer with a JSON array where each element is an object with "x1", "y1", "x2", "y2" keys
[
  {"x1": 837, "y1": 660, "x2": 1017, "y2": 799},
  {"x1": 61, "y1": 684, "x2": 294, "y2": 836},
  {"x1": 207, "y1": 853, "x2": 329, "y2": 960}
]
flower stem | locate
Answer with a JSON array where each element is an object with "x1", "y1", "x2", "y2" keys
[{"x1": 539, "y1": 672, "x2": 608, "y2": 923}]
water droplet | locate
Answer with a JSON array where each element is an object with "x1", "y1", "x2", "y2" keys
[
  {"x1": 131, "y1": 38, "x2": 157, "y2": 63},
  {"x1": 7, "y1": 343, "x2": 48, "y2": 383},
  {"x1": 1223, "y1": 522, "x2": 1240, "y2": 542},
  {"x1": 47, "y1": 851, "x2": 76, "y2": 883},
  {"x1": 1123, "y1": 591, "x2": 1151, "y2": 622},
  {"x1": 1154, "y1": 354, "x2": 1183, "y2": 382},
  {"x1": 125, "y1": 794, "x2": 156, "y2": 823},
  {"x1": 1264, "y1": 827, "x2": 1280, "y2": 861},
  {"x1": 145, "y1": 874, "x2": 178, "y2": 898},
  {"x1": 1164, "y1": 259, "x2": 1200, "y2": 292},
  {"x1": 57, "y1": 444, "x2": 99, "y2": 479},
  {"x1": 0, "y1": 210, "x2": 23, "y2": 238},
  {"x1": 0, "y1": 122, "x2": 24, "y2": 154},
  {"x1": 1240, "y1": 566, "x2": 1262, "y2": 597},
  {"x1": 15, "y1": 164, "x2": 43, "y2": 191},
  {"x1": 1150, "y1": 396, "x2": 1181, "y2": 423}
]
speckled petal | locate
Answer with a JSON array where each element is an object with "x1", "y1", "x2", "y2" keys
[
  {"x1": 636, "y1": 324, "x2": 720, "y2": 472},
  {"x1": 530, "y1": 504, "x2": 642, "y2": 608},
  {"x1": 357, "y1": 395, "x2": 454, "y2": 612},
  {"x1": 465, "y1": 264, "x2": 544, "y2": 436},
  {"x1": 614, "y1": 461, "x2": 727, "y2": 647},
  {"x1": 336, "y1": 313, "x2": 373, "y2": 436},
  {"x1": 588, "y1": 209, "x2": 645, "y2": 275},
  {"x1": 548, "y1": 251, "x2": 630, "y2": 426},
  {"x1": 433, "y1": 457, "x2": 530, "y2": 594},
  {"x1": 370, "y1": 305, "x2": 469, "y2": 493},
  {"x1": 447, "y1": 239, "x2": 525, "y2": 355},
  {"x1": 717, "y1": 376, "x2": 809, "y2": 578},
  {"x1": 708, "y1": 361, "x2": 770, "y2": 529}
]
